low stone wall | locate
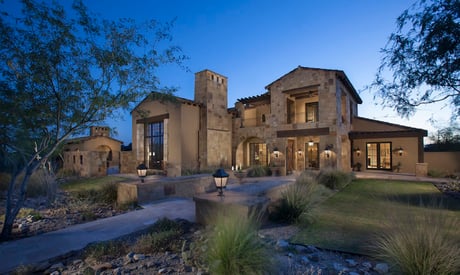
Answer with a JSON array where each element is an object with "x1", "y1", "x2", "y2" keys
[{"x1": 117, "y1": 174, "x2": 215, "y2": 205}]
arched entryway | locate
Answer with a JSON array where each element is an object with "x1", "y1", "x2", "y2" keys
[{"x1": 235, "y1": 137, "x2": 267, "y2": 168}]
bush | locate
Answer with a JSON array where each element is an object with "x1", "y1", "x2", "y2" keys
[
  {"x1": 247, "y1": 166, "x2": 271, "y2": 177},
  {"x1": 0, "y1": 169, "x2": 59, "y2": 199},
  {"x1": 73, "y1": 182, "x2": 118, "y2": 204},
  {"x1": 84, "y1": 240, "x2": 128, "y2": 261},
  {"x1": 271, "y1": 173, "x2": 318, "y2": 223},
  {"x1": 99, "y1": 182, "x2": 118, "y2": 204},
  {"x1": 133, "y1": 218, "x2": 184, "y2": 253},
  {"x1": 317, "y1": 169, "x2": 353, "y2": 190},
  {"x1": 134, "y1": 230, "x2": 182, "y2": 253},
  {"x1": 148, "y1": 217, "x2": 184, "y2": 234},
  {"x1": 370, "y1": 205, "x2": 460, "y2": 274},
  {"x1": 207, "y1": 212, "x2": 272, "y2": 275}
]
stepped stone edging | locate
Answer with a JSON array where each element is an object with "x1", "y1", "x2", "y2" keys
[{"x1": 117, "y1": 175, "x2": 215, "y2": 205}]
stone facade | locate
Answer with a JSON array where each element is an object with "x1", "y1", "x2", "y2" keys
[
  {"x1": 62, "y1": 126, "x2": 122, "y2": 177},
  {"x1": 131, "y1": 70, "x2": 232, "y2": 176},
  {"x1": 130, "y1": 66, "x2": 427, "y2": 176}
]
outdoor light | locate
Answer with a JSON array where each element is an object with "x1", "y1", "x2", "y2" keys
[
  {"x1": 355, "y1": 147, "x2": 361, "y2": 157},
  {"x1": 213, "y1": 168, "x2": 229, "y2": 196},
  {"x1": 297, "y1": 149, "x2": 303, "y2": 157},
  {"x1": 273, "y1": 147, "x2": 280, "y2": 158},
  {"x1": 136, "y1": 163, "x2": 147, "y2": 183},
  {"x1": 398, "y1": 146, "x2": 404, "y2": 156},
  {"x1": 325, "y1": 144, "x2": 333, "y2": 158},
  {"x1": 308, "y1": 140, "x2": 314, "y2": 147}
]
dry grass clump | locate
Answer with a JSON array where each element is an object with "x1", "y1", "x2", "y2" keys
[
  {"x1": 207, "y1": 212, "x2": 272, "y2": 275},
  {"x1": 317, "y1": 169, "x2": 353, "y2": 190},
  {"x1": 270, "y1": 170, "x2": 325, "y2": 224},
  {"x1": 132, "y1": 218, "x2": 184, "y2": 253},
  {"x1": 370, "y1": 204, "x2": 460, "y2": 274}
]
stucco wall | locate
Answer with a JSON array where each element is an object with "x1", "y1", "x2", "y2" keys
[
  {"x1": 180, "y1": 104, "x2": 200, "y2": 172},
  {"x1": 352, "y1": 137, "x2": 421, "y2": 174},
  {"x1": 425, "y1": 152, "x2": 460, "y2": 175}
]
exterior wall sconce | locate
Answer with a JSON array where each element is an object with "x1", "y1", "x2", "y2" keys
[
  {"x1": 354, "y1": 147, "x2": 361, "y2": 157},
  {"x1": 297, "y1": 149, "x2": 303, "y2": 157},
  {"x1": 398, "y1": 147, "x2": 404, "y2": 156},
  {"x1": 308, "y1": 140, "x2": 314, "y2": 147},
  {"x1": 136, "y1": 163, "x2": 148, "y2": 183},
  {"x1": 213, "y1": 168, "x2": 229, "y2": 196},
  {"x1": 325, "y1": 144, "x2": 333, "y2": 158},
  {"x1": 273, "y1": 147, "x2": 280, "y2": 158}
]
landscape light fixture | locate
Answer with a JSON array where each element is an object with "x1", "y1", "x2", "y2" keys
[
  {"x1": 325, "y1": 144, "x2": 333, "y2": 158},
  {"x1": 136, "y1": 163, "x2": 148, "y2": 183},
  {"x1": 213, "y1": 168, "x2": 229, "y2": 196}
]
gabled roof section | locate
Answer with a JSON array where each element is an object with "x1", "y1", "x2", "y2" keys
[
  {"x1": 265, "y1": 66, "x2": 363, "y2": 104},
  {"x1": 350, "y1": 116, "x2": 428, "y2": 139},
  {"x1": 131, "y1": 91, "x2": 202, "y2": 114}
]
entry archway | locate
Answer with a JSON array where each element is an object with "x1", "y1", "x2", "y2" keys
[{"x1": 235, "y1": 137, "x2": 267, "y2": 169}]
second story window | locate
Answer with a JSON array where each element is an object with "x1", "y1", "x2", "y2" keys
[
  {"x1": 306, "y1": 102, "x2": 319, "y2": 122},
  {"x1": 287, "y1": 99, "x2": 295, "y2": 124}
]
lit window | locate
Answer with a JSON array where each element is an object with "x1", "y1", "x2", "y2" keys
[{"x1": 306, "y1": 102, "x2": 318, "y2": 122}]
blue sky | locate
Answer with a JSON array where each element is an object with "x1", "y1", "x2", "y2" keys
[{"x1": 31, "y1": 1, "x2": 459, "y2": 143}]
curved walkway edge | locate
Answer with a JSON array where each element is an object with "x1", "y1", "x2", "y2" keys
[{"x1": 0, "y1": 198, "x2": 195, "y2": 274}]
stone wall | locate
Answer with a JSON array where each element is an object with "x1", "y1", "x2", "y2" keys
[
  {"x1": 117, "y1": 174, "x2": 215, "y2": 205},
  {"x1": 120, "y1": 151, "x2": 136, "y2": 174}
]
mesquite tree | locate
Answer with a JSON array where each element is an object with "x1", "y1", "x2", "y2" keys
[
  {"x1": 371, "y1": 0, "x2": 459, "y2": 120},
  {"x1": 0, "y1": 0, "x2": 186, "y2": 240}
]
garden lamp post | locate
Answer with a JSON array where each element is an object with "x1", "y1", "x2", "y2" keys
[
  {"x1": 136, "y1": 163, "x2": 147, "y2": 183},
  {"x1": 213, "y1": 168, "x2": 229, "y2": 196}
]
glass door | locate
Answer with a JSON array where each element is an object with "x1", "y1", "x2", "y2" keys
[{"x1": 305, "y1": 142, "x2": 319, "y2": 169}]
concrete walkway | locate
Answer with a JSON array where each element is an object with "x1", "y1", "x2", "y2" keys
[
  {"x1": 0, "y1": 198, "x2": 195, "y2": 274},
  {"x1": 0, "y1": 172, "x2": 448, "y2": 273}
]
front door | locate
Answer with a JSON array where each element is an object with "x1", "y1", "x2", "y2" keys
[{"x1": 306, "y1": 142, "x2": 319, "y2": 169}]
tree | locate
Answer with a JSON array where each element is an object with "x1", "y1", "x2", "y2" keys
[
  {"x1": 371, "y1": 0, "x2": 460, "y2": 119},
  {"x1": 0, "y1": 0, "x2": 186, "y2": 240},
  {"x1": 426, "y1": 123, "x2": 460, "y2": 151}
]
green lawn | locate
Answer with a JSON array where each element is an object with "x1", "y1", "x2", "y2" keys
[{"x1": 292, "y1": 179, "x2": 460, "y2": 255}]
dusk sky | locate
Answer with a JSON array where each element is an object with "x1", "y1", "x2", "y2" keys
[{"x1": 14, "y1": 0, "x2": 455, "y2": 144}]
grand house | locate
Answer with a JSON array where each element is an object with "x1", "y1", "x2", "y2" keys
[{"x1": 130, "y1": 66, "x2": 427, "y2": 177}]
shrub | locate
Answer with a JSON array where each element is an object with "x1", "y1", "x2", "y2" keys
[
  {"x1": 134, "y1": 230, "x2": 182, "y2": 253},
  {"x1": 99, "y1": 182, "x2": 118, "y2": 204},
  {"x1": 370, "y1": 205, "x2": 460, "y2": 274},
  {"x1": 271, "y1": 174, "x2": 318, "y2": 223},
  {"x1": 132, "y1": 218, "x2": 184, "y2": 253},
  {"x1": 72, "y1": 182, "x2": 118, "y2": 204},
  {"x1": 428, "y1": 169, "x2": 446, "y2": 178},
  {"x1": 84, "y1": 240, "x2": 128, "y2": 261},
  {"x1": 148, "y1": 217, "x2": 184, "y2": 234},
  {"x1": 317, "y1": 169, "x2": 353, "y2": 190},
  {"x1": 247, "y1": 165, "x2": 271, "y2": 177},
  {"x1": 207, "y1": 212, "x2": 272, "y2": 275}
]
